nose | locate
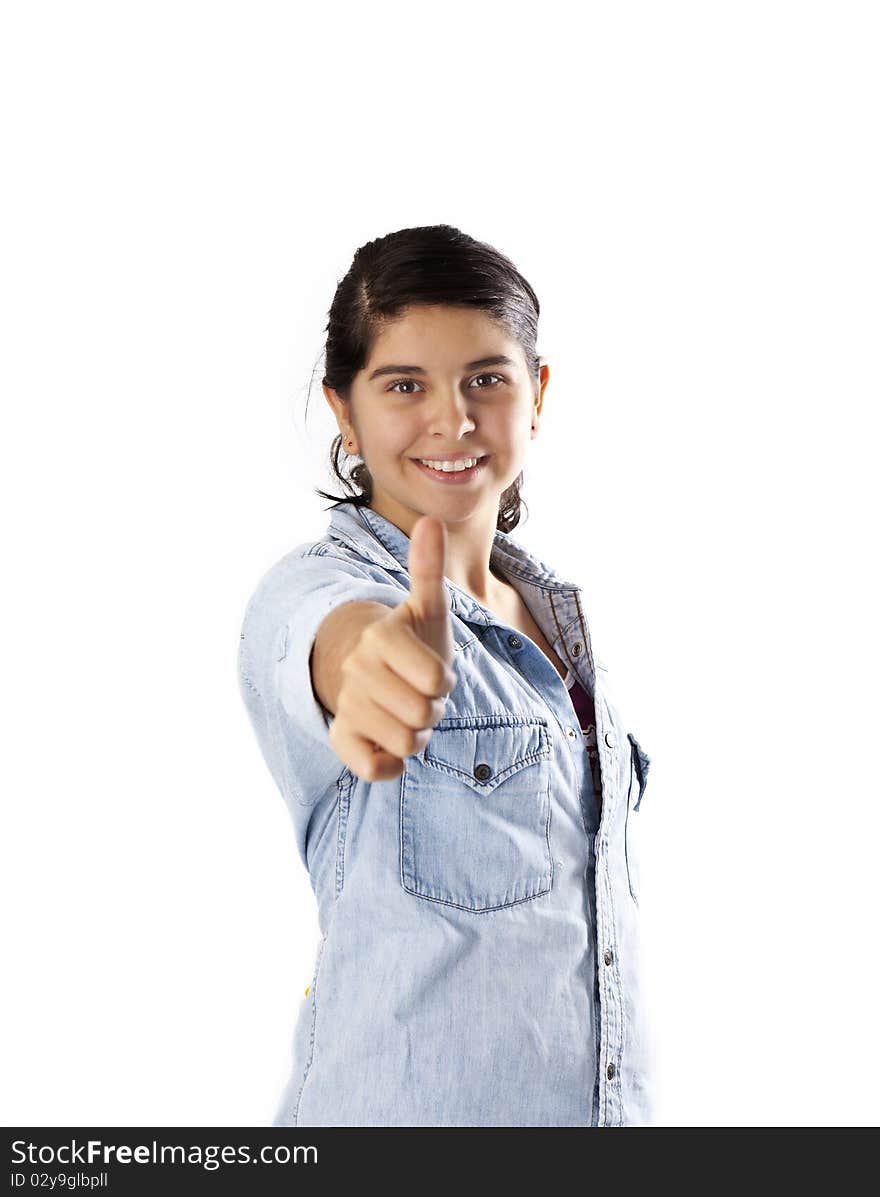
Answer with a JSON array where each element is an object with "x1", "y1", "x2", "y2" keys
[{"x1": 424, "y1": 387, "x2": 477, "y2": 440}]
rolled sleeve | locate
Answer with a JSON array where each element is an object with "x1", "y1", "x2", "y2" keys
[
  {"x1": 239, "y1": 545, "x2": 407, "y2": 815},
  {"x1": 274, "y1": 553, "x2": 407, "y2": 774}
]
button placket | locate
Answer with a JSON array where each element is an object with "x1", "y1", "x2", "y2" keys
[{"x1": 491, "y1": 610, "x2": 626, "y2": 1120}]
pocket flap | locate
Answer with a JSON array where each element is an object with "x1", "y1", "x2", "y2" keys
[
  {"x1": 627, "y1": 732, "x2": 652, "y2": 811},
  {"x1": 421, "y1": 716, "x2": 550, "y2": 797}
]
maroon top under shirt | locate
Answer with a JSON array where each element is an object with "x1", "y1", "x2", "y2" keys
[{"x1": 564, "y1": 668, "x2": 603, "y2": 819}]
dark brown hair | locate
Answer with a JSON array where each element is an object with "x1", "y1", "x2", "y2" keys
[{"x1": 308, "y1": 224, "x2": 541, "y2": 533}]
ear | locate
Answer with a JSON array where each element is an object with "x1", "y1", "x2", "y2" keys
[
  {"x1": 323, "y1": 385, "x2": 358, "y2": 453},
  {"x1": 531, "y1": 359, "x2": 549, "y2": 437}
]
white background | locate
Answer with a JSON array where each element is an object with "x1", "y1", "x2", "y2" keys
[{"x1": 2, "y1": 1, "x2": 877, "y2": 1127}]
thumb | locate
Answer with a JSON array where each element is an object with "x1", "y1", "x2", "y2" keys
[
  {"x1": 394, "y1": 515, "x2": 454, "y2": 669},
  {"x1": 407, "y1": 516, "x2": 448, "y2": 621}
]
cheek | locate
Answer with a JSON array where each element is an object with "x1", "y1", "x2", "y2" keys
[
  {"x1": 361, "y1": 423, "x2": 416, "y2": 461},
  {"x1": 486, "y1": 415, "x2": 529, "y2": 457}
]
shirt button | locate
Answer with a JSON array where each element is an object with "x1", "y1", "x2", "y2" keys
[
  {"x1": 474, "y1": 763, "x2": 492, "y2": 782},
  {"x1": 507, "y1": 634, "x2": 522, "y2": 649},
  {"x1": 567, "y1": 728, "x2": 577, "y2": 740},
  {"x1": 606, "y1": 1063, "x2": 615, "y2": 1080},
  {"x1": 604, "y1": 731, "x2": 616, "y2": 749},
  {"x1": 603, "y1": 949, "x2": 613, "y2": 966},
  {"x1": 572, "y1": 642, "x2": 583, "y2": 657}
]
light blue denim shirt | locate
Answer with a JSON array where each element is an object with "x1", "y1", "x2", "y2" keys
[{"x1": 238, "y1": 499, "x2": 654, "y2": 1127}]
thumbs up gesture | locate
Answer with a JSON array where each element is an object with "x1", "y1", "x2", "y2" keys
[{"x1": 328, "y1": 516, "x2": 457, "y2": 782}]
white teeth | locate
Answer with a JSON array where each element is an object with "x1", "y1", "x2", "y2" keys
[{"x1": 418, "y1": 457, "x2": 481, "y2": 472}]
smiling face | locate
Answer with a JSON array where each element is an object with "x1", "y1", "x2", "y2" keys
[{"x1": 323, "y1": 304, "x2": 549, "y2": 532}]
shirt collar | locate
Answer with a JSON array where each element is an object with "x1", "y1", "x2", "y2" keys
[{"x1": 324, "y1": 499, "x2": 582, "y2": 626}]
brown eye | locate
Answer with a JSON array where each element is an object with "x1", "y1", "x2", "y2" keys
[
  {"x1": 388, "y1": 379, "x2": 423, "y2": 395},
  {"x1": 388, "y1": 373, "x2": 505, "y2": 395}
]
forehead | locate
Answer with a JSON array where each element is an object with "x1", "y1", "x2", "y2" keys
[{"x1": 366, "y1": 305, "x2": 520, "y2": 366}]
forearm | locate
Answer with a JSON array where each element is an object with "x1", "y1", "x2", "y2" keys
[{"x1": 309, "y1": 600, "x2": 393, "y2": 719}]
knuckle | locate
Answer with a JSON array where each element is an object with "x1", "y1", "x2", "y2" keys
[
  {"x1": 431, "y1": 663, "x2": 449, "y2": 696},
  {"x1": 406, "y1": 727, "x2": 428, "y2": 756},
  {"x1": 406, "y1": 726, "x2": 432, "y2": 756},
  {"x1": 363, "y1": 618, "x2": 387, "y2": 648},
  {"x1": 340, "y1": 651, "x2": 361, "y2": 677},
  {"x1": 357, "y1": 754, "x2": 380, "y2": 783},
  {"x1": 360, "y1": 617, "x2": 380, "y2": 641}
]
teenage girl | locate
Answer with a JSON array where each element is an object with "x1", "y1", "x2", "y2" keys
[{"x1": 238, "y1": 224, "x2": 653, "y2": 1127}]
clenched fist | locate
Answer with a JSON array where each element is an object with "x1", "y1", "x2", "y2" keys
[{"x1": 327, "y1": 516, "x2": 457, "y2": 782}]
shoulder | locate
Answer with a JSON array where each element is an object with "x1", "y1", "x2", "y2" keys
[
  {"x1": 238, "y1": 536, "x2": 409, "y2": 675},
  {"x1": 238, "y1": 532, "x2": 408, "y2": 719},
  {"x1": 243, "y1": 538, "x2": 395, "y2": 614}
]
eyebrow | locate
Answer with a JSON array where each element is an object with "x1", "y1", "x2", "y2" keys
[{"x1": 367, "y1": 354, "x2": 517, "y2": 382}]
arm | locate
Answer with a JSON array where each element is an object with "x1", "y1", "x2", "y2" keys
[
  {"x1": 239, "y1": 547, "x2": 406, "y2": 826},
  {"x1": 309, "y1": 600, "x2": 392, "y2": 720}
]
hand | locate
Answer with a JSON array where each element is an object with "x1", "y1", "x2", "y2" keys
[{"x1": 328, "y1": 516, "x2": 457, "y2": 782}]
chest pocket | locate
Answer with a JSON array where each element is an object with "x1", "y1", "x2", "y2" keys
[
  {"x1": 400, "y1": 715, "x2": 553, "y2": 913},
  {"x1": 624, "y1": 731, "x2": 652, "y2": 905}
]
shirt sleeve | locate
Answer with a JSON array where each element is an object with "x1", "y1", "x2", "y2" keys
[{"x1": 238, "y1": 544, "x2": 408, "y2": 824}]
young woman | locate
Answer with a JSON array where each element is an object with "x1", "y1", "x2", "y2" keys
[{"x1": 238, "y1": 224, "x2": 654, "y2": 1127}]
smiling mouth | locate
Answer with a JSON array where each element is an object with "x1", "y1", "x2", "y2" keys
[
  {"x1": 411, "y1": 454, "x2": 489, "y2": 472},
  {"x1": 410, "y1": 454, "x2": 490, "y2": 481}
]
